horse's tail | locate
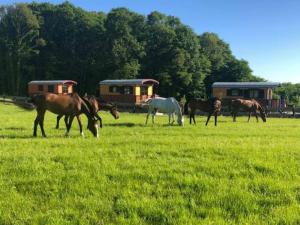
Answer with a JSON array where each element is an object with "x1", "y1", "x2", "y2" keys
[{"x1": 231, "y1": 99, "x2": 240, "y2": 116}]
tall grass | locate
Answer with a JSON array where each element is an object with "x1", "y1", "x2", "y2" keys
[{"x1": 0, "y1": 104, "x2": 299, "y2": 225}]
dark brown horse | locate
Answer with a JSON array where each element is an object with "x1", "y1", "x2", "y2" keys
[
  {"x1": 31, "y1": 93, "x2": 100, "y2": 137},
  {"x1": 279, "y1": 104, "x2": 295, "y2": 118},
  {"x1": 55, "y1": 96, "x2": 119, "y2": 130},
  {"x1": 231, "y1": 99, "x2": 266, "y2": 122},
  {"x1": 184, "y1": 98, "x2": 222, "y2": 126}
]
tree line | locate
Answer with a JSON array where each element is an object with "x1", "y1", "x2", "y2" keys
[{"x1": 2, "y1": 2, "x2": 296, "y2": 102}]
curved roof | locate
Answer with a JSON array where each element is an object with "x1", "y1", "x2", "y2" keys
[
  {"x1": 212, "y1": 82, "x2": 280, "y2": 89},
  {"x1": 99, "y1": 79, "x2": 159, "y2": 85},
  {"x1": 28, "y1": 80, "x2": 77, "y2": 85}
]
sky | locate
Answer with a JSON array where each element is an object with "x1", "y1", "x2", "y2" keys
[{"x1": 1, "y1": 0, "x2": 300, "y2": 83}]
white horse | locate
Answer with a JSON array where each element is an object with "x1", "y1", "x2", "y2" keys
[{"x1": 145, "y1": 97, "x2": 184, "y2": 126}]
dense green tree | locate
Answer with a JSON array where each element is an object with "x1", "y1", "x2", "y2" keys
[
  {"x1": 0, "y1": 2, "x2": 264, "y2": 98},
  {"x1": 199, "y1": 32, "x2": 264, "y2": 95},
  {"x1": 29, "y1": 2, "x2": 106, "y2": 94},
  {"x1": 142, "y1": 12, "x2": 210, "y2": 99},
  {"x1": 103, "y1": 8, "x2": 145, "y2": 80},
  {"x1": 199, "y1": 32, "x2": 233, "y2": 71},
  {"x1": 0, "y1": 4, "x2": 43, "y2": 95}
]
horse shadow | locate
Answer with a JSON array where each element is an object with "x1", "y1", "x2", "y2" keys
[
  {"x1": 104, "y1": 122, "x2": 137, "y2": 127},
  {"x1": 1, "y1": 127, "x2": 26, "y2": 131}
]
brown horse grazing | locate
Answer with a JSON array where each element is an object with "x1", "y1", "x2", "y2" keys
[
  {"x1": 55, "y1": 96, "x2": 119, "y2": 130},
  {"x1": 184, "y1": 98, "x2": 222, "y2": 126},
  {"x1": 31, "y1": 93, "x2": 100, "y2": 137},
  {"x1": 95, "y1": 98, "x2": 120, "y2": 119},
  {"x1": 231, "y1": 99, "x2": 266, "y2": 122}
]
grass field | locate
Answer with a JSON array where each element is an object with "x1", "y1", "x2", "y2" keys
[{"x1": 0, "y1": 103, "x2": 300, "y2": 225}]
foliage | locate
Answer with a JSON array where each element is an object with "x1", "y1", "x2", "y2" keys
[
  {"x1": 275, "y1": 83, "x2": 300, "y2": 106},
  {"x1": 0, "y1": 4, "x2": 43, "y2": 95},
  {"x1": 198, "y1": 33, "x2": 265, "y2": 96},
  {"x1": 0, "y1": 104, "x2": 300, "y2": 224},
  {"x1": 0, "y1": 2, "x2": 263, "y2": 97}
]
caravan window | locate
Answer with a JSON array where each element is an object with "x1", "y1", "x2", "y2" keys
[
  {"x1": 109, "y1": 86, "x2": 119, "y2": 93},
  {"x1": 48, "y1": 85, "x2": 54, "y2": 93},
  {"x1": 123, "y1": 86, "x2": 133, "y2": 95},
  {"x1": 38, "y1": 85, "x2": 43, "y2": 91},
  {"x1": 141, "y1": 86, "x2": 148, "y2": 95}
]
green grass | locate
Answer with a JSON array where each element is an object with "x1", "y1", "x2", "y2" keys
[{"x1": 0, "y1": 103, "x2": 300, "y2": 225}]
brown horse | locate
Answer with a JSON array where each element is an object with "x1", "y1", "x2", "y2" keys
[
  {"x1": 31, "y1": 93, "x2": 100, "y2": 137},
  {"x1": 279, "y1": 104, "x2": 295, "y2": 118},
  {"x1": 231, "y1": 99, "x2": 266, "y2": 122},
  {"x1": 184, "y1": 98, "x2": 222, "y2": 126},
  {"x1": 55, "y1": 96, "x2": 119, "y2": 130}
]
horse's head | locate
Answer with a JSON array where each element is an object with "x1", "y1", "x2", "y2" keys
[
  {"x1": 81, "y1": 97, "x2": 100, "y2": 137},
  {"x1": 177, "y1": 114, "x2": 184, "y2": 126},
  {"x1": 257, "y1": 103, "x2": 267, "y2": 122},
  {"x1": 260, "y1": 109, "x2": 267, "y2": 122},
  {"x1": 110, "y1": 104, "x2": 120, "y2": 119},
  {"x1": 87, "y1": 116, "x2": 99, "y2": 138}
]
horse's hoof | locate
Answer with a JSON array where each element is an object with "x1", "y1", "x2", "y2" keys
[{"x1": 80, "y1": 132, "x2": 85, "y2": 137}]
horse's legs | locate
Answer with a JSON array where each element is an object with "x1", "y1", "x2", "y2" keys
[
  {"x1": 33, "y1": 113, "x2": 40, "y2": 137},
  {"x1": 232, "y1": 112, "x2": 236, "y2": 122},
  {"x1": 214, "y1": 112, "x2": 218, "y2": 126},
  {"x1": 247, "y1": 112, "x2": 251, "y2": 122},
  {"x1": 189, "y1": 109, "x2": 196, "y2": 125},
  {"x1": 98, "y1": 115, "x2": 103, "y2": 128},
  {"x1": 152, "y1": 112, "x2": 155, "y2": 124},
  {"x1": 76, "y1": 115, "x2": 84, "y2": 137},
  {"x1": 56, "y1": 115, "x2": 63, "y2": 129},
  {"x1": 168, "y1": 114, "x2": 171, "y2": 124},
  {"x1": 64, "y1": 116, "x2": 69, "y2": 129},
  {"x1": 152, "y1": 109, "x2": 157, "y2": 124},
  {"x1": 255, "y1": 113, "x2": 259, "y2": 122},
  {"x1": 65, "y1": 115, "x2": 75, "y2": 136},
  {"x1": 206, "y1": 113, "x2": 212, "y2": 126},
  {"x1": 38, "y1": 110, "x2": 46, "y2": 137},
  {"x1": 171, "y1": 113, "x2": 175, "y2": 124},
  {"x1": 145, "y1": 112, "x2": 150, "y2": 125}
]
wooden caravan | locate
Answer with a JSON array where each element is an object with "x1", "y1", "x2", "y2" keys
[
  {"x1": 99, "y1": 79, "x2": 159, "y2": 106},
  {"x1": 28, "y1": 80, "x2": 77, "y2": 96},
  {"x1": 212, "y1": 82, "x2": 281, "y2": 109}
]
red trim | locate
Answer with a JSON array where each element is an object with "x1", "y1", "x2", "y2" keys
[{"x1": 62, "y1": 80, "x2": 77, "y2": 85}]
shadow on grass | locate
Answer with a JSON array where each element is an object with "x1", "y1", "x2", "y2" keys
[
  {"x1": 0, "y1": 127, "x2": 26, "y2": 131},
  {"x1": 104, "y1": 122, "x2": 137, "y2": 127},
  {"x1": 0, "y1": 134, "x2": 36, "y2": 139},
  {"x1": 0, "y1": 133, "x2": 79, "y2": 139},
  {"x1": 161, "y1": 123, "x2": 182, "y2": 127}
]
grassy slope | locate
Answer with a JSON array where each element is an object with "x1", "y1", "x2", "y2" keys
[{"x1": 0, "y1": 104, "x2": 299, "y2": 225}]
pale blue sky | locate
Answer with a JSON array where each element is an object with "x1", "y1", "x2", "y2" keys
[{"x1": 1, "y1": 0, "x2": 300, "y2": 83}]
